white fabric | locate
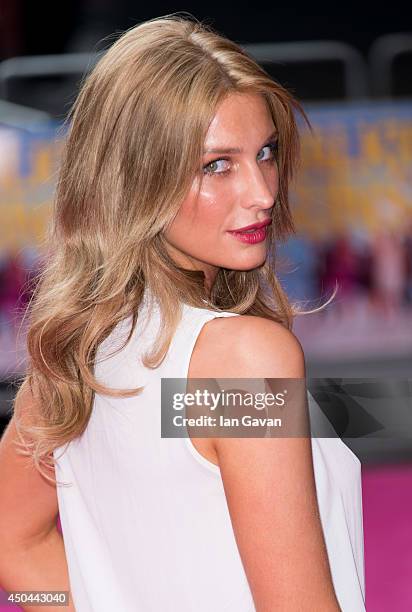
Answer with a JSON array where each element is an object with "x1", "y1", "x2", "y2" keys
[{"x1": 54, "y1": 289, "x2": 366, "y2": 611}]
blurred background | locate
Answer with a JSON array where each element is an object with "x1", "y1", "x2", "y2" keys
[{"x1": 0, "y1": 3, "x2": 411, "y2": 610}]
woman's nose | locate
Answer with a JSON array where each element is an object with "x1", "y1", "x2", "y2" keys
[{"x1": 240, "y1": 163, "x2": 277, "y2": 210}]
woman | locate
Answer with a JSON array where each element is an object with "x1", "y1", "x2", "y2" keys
[{"x1": 0, "y1": 14, "x2": 365, "y2": 611}]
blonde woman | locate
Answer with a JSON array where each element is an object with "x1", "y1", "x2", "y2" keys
[{"x1": 0, "y1": 14, "x2": 365, "y2": 612}]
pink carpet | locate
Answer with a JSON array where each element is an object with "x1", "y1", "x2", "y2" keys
[
  {"x1": 363, "y1": 462, "x2": 412, "y2": 611},
  {"x1": 1, "y1": 462, "x2": 411, "y2": 610}
]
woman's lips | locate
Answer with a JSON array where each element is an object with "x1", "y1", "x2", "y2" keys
[
  {"x1": 227, "y1": 224, "x2": 270, "y2": 244},
  {"x1": 228, "y1": 218, "x2": 272, "y2": 233}
]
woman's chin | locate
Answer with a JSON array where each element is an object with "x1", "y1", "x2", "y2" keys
[{"x1": 221, "y1": 252, "x2": 268, "y2": 271}]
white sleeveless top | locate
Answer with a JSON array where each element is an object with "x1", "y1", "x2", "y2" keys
[{"x1": 53, "y1": 288, "x2": 366, "y2": 612}]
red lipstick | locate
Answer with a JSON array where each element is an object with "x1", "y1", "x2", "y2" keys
[{"x1": 227, "y1": 218, "x2": 272, "y2": 244}]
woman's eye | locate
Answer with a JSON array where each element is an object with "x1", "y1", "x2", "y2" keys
[
  {"x1": 202, "y1": 141, "x2": 278, "y2": 177},
  {"x1": 203, "y1": 159, "x2": 230, "y2": 176},
  {"x1": 258, "y1": 141, "x2": 278, "y2": 162}
]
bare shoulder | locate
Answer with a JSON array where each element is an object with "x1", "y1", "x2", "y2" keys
[
  {"x1": 188, "y1": 314, "x2": 306, "y2": 379},
  {"x1": 188, "y1": 315, "x2": 339, "y2": 608}
]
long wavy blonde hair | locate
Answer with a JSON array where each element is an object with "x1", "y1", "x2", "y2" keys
[{"x1": 12, "y1": 13, "x2": 334, "y2": 483}]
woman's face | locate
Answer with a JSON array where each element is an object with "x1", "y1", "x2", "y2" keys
[{"x1": 163, "y1": 91, "x2": 279, "y2": 291}]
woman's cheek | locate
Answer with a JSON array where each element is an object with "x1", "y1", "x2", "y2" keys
[
  {"x1": 198, "y1": 195, "x2": 230, "y2": 231},
  {"x1": 201, "y1": 178, "x2": 237, "y2": 207}
]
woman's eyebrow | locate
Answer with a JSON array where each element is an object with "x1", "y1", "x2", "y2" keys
[{"x1": 203, "y1": 129, "x2": 278, "y2": 154}]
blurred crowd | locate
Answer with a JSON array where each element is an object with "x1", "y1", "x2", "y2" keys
[
  {"x1": 278, "y1": 221, "x2": 412, "y2": 321},
  {"x1": 0, "y1": 246, "x2": 39, "y2": 340}
]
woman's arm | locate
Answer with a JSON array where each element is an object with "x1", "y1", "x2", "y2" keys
[
  {"x1": 0, "y1": 386, "x2": 75, "y2": 611},
  {"x1": 190, "y1": 315, "x2": 341, "y2": 611}
]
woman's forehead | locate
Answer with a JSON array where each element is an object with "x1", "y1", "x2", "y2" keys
[{"x1": 204, "y1": 92, "x2": 275, "y2": 149}]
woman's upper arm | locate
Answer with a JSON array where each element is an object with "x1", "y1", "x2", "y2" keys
[
  {"x1": 191, "y1": 316, "x2": 340, "y2": 610},
  {"x1": 0, "y1": 383, "x2": 59, "y2": 546}
]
